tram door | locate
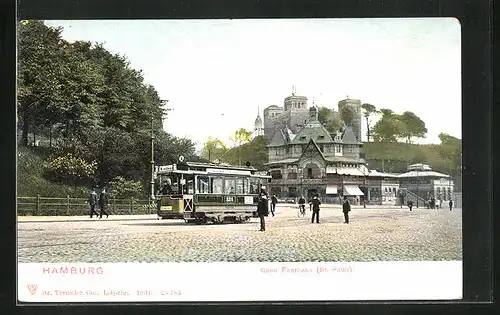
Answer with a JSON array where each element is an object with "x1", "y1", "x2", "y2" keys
[{"x1": 181, "y1": 175, "x2": 195, "y2": 214}]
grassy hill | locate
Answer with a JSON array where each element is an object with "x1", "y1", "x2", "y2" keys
[
  {"x1": 17, "y1": 146, "x2": 89, "y2": 197},
  {"x1": 363, "y1": 142, "x2": 457, "y2": 176}
]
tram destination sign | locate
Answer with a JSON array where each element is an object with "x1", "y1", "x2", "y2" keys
[{"x1": 206, "y1": 168, "x2": 251, "y2": 176}]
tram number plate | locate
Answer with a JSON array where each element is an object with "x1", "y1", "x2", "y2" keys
[
  {"x1": 244, "y1": 196, "x2": 254, "y2": 205},
  {"x1": 225, "y1": 197, "x2": 234, "y2": 203},
  {"x1": 160, "y1": 206, "x2": 173, "y2": 211}
]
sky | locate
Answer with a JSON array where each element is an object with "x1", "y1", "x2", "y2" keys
[{"x1": 44, "y1": 18, "x2": 461, "y2": 150}]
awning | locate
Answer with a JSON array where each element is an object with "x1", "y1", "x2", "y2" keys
[
  {"x1": 343, "y1": 185, "x2": 364, "y2": 196},
  {"x1": 326, "y1": 185, "x2": 338, "y2": 194}
]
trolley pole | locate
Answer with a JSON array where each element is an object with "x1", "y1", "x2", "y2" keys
[{"x1": 150, "y1": 115, "x2": 155, "y2": 200}]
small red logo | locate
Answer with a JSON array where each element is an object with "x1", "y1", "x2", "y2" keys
[{"x1": 27, "y1": 284, "x2": 38, "y2": 295}]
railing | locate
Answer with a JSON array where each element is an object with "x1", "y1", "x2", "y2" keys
[
  {"x1": 17, "y1": 195, "x2": 157, "y2": 216},
  {"x1": 396, "y1": 189, "x2": 428, "y2": 208}
]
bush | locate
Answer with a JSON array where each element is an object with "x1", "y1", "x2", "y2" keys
[
  {"x1": 107, "y1": 176, "x2": 145, "y2": 200},
  {"x1": 17, "y1": 146, "x2": 90, "y2": 197}
]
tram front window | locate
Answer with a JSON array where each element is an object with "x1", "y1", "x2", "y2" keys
[{"x1": 160, "y1": 175, "x2": 180, "y2": 195}]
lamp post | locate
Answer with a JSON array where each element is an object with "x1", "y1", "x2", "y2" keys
[
  {"x1": 150, "y1": 114, "x2": 155, "y2": 200},
  {"x1": 416, "y1": 169, "x2": 419, "y2": 208}
]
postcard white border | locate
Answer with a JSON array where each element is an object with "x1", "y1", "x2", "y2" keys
[{"x1": 18, "y1": 261, "x2": 462, "y2": 302}]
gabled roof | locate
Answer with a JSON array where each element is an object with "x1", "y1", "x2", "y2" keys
[
  {"x1": 341, "y1": 126, "x2": 361, "y2": 144},
  {"x1": 299, "y1": 139, "x2": 326, "y2": 161},
  {"x1": 267, "y1": 129, "x2": 287, "y2": 147},
  {"x1": 291, "y1": 119, "x2": 333, "y2": 144}
]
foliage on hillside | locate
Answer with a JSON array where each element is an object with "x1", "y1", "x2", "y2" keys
[
  {"x1": 17, "y1": 21, "x2": 199, "y2": 197},
  {"x1": 202, "y1": 135, "x2": 268, "y2": 170},
  {"x1": 363, "y1": 136, "x2": 461, "y2": 176}
]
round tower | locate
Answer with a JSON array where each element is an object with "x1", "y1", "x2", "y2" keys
[{"x1": 338, "y1": 97, "x2": 362, "y2": 141}]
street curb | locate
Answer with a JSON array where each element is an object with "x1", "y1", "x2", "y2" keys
[{"x1": 17, "y1": 216, "x2": 159, "y2": 223}]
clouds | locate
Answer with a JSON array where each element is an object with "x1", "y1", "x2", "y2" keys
[{"x1": 44, "y1": 18, "x2": 461, "y2": 148}]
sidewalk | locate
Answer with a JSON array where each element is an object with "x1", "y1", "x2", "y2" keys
[
  {"x1": 275, "y1": 203, "x2": 403, "y2": 209},
  {"x1": 17, "y1": 214, "x2": 159, "y2": 223}
]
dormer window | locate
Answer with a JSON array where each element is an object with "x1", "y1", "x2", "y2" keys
[
  {"x1": 300, "y1": 136, "x2": 306, "y2": 140},
  {"x1": 318, "y1": 135, "x2": 325, "y2": 140}
]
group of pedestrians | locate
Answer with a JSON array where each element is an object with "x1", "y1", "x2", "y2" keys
[
  {"x1": 88, "y1": 187, "x2": 110, "y2": 219},
  {"x1": 256, "y1": 189, "x2": 352, "y2": 231},
  {"x1": 406, "y1": 199, "x2": 454, "y2": 211}
]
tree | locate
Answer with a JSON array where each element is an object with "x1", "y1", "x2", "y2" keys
[
  {"x1": 230, "y1": 128, "x2": 252, "y2": 165},
  {"x1": 398, "y1": 111, "x2": 428, "y2": 143},
  {"x1": 338, "y1": 103, "x2": 357, "y2": 127},
  {"x1": 371, "y1": 109, "x2": 405, "y2": 142},
  {"x1": 220, "y1": 135, "x2": 268, "y2": 169},
  {"x1": 17, "y1": 20, "x2": 65, "y2": 146},
  {"x1": 317, "y1": 107, "x2": 342, "y2": 133},
  {"x1": 438, "y1": 133, "x2": 461, "y2": 175},
  {"x1": 202, "y1": 137, "x2": 228, "y2": 161},
  {"x1": 361, "y1": 103, "x2": 379, "y2": 142}
]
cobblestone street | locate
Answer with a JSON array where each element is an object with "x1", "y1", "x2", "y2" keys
[{"x1": 17, "y1": 206, "x2": 462, "y2": 263}]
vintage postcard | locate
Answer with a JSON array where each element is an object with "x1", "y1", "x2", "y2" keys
[{"x1": 16, "y1": 18, "x2": 462, "y2": 302}]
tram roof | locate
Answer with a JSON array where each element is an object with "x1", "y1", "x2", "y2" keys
[
  {"x1": 182, "y1": 161, "x2": 257, "y2": 171},
  {"x1": 156, "y1": 161, "x2": 270, "y2": 177}
]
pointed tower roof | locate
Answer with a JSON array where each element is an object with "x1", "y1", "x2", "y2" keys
[{"x1": 341, "y1": 126, "x2": 361, "y2": 144}]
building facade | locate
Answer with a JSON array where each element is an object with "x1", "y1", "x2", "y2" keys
[
  {"x1": 265, "y1": 106, "x2": 369, "y2": 203},
  {"x1": 398, "y1": 163, "x2": 454, "y2": 205}
]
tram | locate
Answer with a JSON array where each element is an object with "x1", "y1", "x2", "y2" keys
[{"x1": 154, "y1": 158, "x2": 271, "y2": 224}]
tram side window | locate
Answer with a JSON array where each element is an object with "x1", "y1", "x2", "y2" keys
[
  {"x1": 243, "y1": 178, "x2": 250, "y2": 194},
  {"x1": 249, "y1": 178, "x2": 259, "y2": 194},
  {"x1": 197, "y1": 176, "x2": 210, "y2": 194},
  {"x1": 225, "y1": 177, "x2": 236, "y2": 194},
  {"x1": 210, "y1": 177, "x2": 223, "y2": 194},
  {"x1": 235, "y1": 178, "x2": 244, "y2": 194}
]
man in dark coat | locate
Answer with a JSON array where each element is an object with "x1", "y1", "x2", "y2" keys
[
  {"x1": 449, "y1": 199, "x2": 453, "y2": 211},
  {"x1": 88, "y1": 188, "x2": 99, "y2": 218},
  {"x1": 257, "y1": 188, "x2": 269, "y2": 231},
  {"x1": 310, "y1": 195, "x2": 321, "y2": 224},
  {"x1": 98, "y1": 188, "x2": 110, "y2": 219},
  {"x1": 407, "y1": 200, "x2": 413, "y2": 211},
  {"x1": 298, "y1": 195, "x2": 306, "y2": 215},
  {"x1": 342, "y1": 196, "x2": 351, "y2": 224},
  {"x1": 270, "y1": 194, "x2": 277, "y2": 217}
]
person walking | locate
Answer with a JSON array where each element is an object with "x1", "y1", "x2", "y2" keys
[
  {"x1": 298, "y1": 195, "x2": 306, "y2": 215},
  {"x1": 407, "y1": 200, "x2": 413, "y2": 211},
  {"x1": 88, "y1": 188, "x2": 99, "y2": 218},
  {"x1": 310, "y1": 195, "x2": 321, "y2": 224},
  {"x1": 257, "y1": 188, "x2": 269, "y2": 231},
  {"x1": 270, "y1": 194, "x2": 277, "y2": 217},
  {"x1": 449, "y1": 199, "x2": 453, "y2": 211},
  {"x1": 98, "y1": 188, "x2": 110, "y2": 219},
  {"x1": 342, "y1": 196, "x2": 351, "y2": 224}
]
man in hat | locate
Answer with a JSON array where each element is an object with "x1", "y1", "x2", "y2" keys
[
  {"x1": 310, "y1": 194, "x2": 321, "y2": 224},
  {"x1": 98, "y1": 188, "x2": 110, "y2": 219},
  {"x1": 270, "y1": 194, "x2": 277, "y2": 217},
  {"x1": 257, "y1": 187, "x2": 269, "y2": 231},
  {"x1": 88, "y1": 188, "x2": 99, "y2": 218},
  {"x1": 342, "y1": 196, "x2": 351, "y2": 224}
]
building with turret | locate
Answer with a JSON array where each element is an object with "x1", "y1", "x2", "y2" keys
[
  {"x1": 338, "y1": 97, "x2": 362, "y2": 142},
  {"x1": 265, "y1": 106, "x2": 369, "y2": 203},
  {"x1": 253, "y1": 108, "x2": 264, "y2": 138}
]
